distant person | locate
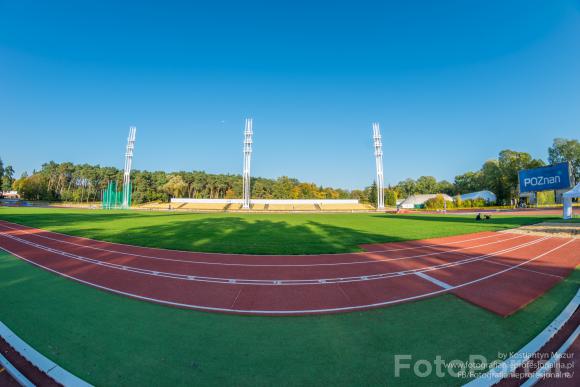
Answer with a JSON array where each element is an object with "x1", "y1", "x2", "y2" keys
[{"x1": 475, "y1": 213, "x2": 482, "y2": 221}]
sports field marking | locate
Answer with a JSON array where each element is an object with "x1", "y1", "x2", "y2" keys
[
  {"x1": 0, "y1": 237, "x2": 573, "y2": 315},
  {"x1": 484, "y1": 260, "x2": 565, "y2": 279},
  {"x1": 0, "y1": 221, "x2": 527, "y2": 267},
  {"x1": 415, "y1": 272, "x2": 453, "y2": 289},
  {"x1": 0, "y1": 219, "x2": 514, "y2": 257},
  {"x1": 521, "y1": 325, "x2": 580, "y2": 387},
  {"x1": 0, "y1": 353, "x2": 34, "y2": 387},
  {"x1": 0, "y1": 230, "x2": 548, "y2": 285},
  {"x1": 466, "y1": 288, "x2": 580, "y2": 387},
  {"x1": 0, "y1": 231, "x2": 549, "y2": 285},
  {"x1": 0, "y1": 321, "x2": 91, "y2": 386}
]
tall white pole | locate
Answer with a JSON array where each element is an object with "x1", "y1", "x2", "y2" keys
[
  {"x1": 122, "y1": 126, "x2": 136, "y2": 209},
  {"x1": 372, "y1": 122, "x2": 385, "y2": 210},
  {"x1": 242, "y1": 118, "x2": 253, "y2": 209}
]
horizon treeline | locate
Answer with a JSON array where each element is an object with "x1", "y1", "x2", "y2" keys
[{"x1": 3, "y1": 137, "x2": 579, "y2": 206}]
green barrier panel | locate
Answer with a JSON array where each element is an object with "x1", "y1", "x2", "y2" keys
[{"x1": 102, "y1": 181, "x2": 131, "y2": 209}]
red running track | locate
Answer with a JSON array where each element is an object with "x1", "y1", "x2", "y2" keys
[{"x1": 0, "y1": 220, "x2": 577, "y2": 316}]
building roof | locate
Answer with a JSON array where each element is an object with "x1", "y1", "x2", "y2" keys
[
  {"x1": 399, "y1": 194, "x2": 453, "y2": 206},
  {"x1": 460, "y1": 190, "x2": 497, "y2": 202}
]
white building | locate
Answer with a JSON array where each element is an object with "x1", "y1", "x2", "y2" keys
[
  {"x1": 460, "y1": 190, "x2": 497, "y2": 203},
  {"x1": 0, "y1": 190, "x2": 19, "y2": 199},
  {"x1": 398, "y1": 194, "x2": 453, "y2": 209}
]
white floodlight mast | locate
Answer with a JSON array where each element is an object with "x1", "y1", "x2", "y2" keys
[
  {"x1": 242, "y1": 118, "x2": 253, "y2": 209},
  {"x1": 372, "y1": 122, "x2": 385, "y2": 210},
  {"x1": 122, "y1": 126, "x2": 136, "y2": 209}
]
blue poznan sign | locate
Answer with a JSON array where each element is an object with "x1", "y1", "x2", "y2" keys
[{"x1": 518, "y1": 162, "x2": 572, "y2": 193}]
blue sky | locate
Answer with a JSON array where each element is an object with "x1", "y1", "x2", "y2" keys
[{"x1": 1, "y1": 1, "x2": 579, "y2": 189}]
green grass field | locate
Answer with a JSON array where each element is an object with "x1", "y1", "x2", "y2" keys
[
  {"x1": 0, "y1": 207, "x2": 559, "y2": 254},
  {"x1": 0, "y1": 207, "x2": 577, "y2": 386},
  {"x1": 0, "y1": 250, "x2": 578, "y2": 386}
]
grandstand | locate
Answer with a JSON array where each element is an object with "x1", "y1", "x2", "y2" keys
[
  {"x1": 179, "y1": 203, "x2": 227, "y2": 211},
  {"x1": 289, "y1": 204, "x2": 318, "y2": 211},
  {"x1": 147, "y1": 198, "x2": 377, "y2": 212},
  {"x1": 319, "y1": 203, "x2": 374, "y2": 211},
  {"x1": 136, "y1": 201, "x2": 170, "y2": 210}
]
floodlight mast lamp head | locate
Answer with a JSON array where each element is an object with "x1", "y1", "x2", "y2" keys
[
  {"x1": 242, "y1": 118, "x2": 253, "y2": 209},
  {"x1": 372, "y1": 122, "x2": 385, "y2": 210}
]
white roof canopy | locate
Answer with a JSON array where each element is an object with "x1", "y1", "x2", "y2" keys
[{"x1": 563, "y1": 183, "x2": 580, "y2": 198}]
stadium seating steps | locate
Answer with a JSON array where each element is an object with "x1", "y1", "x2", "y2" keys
[{"x1": 135, "y1": 202, "x2": 375, "y2": 212}]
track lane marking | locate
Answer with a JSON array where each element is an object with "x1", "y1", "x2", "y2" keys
[
  {"x1": 0, "y1": 219, "x2": 516, "y2": 261},
  {"x1": 0, "y1": 232, "x2": 550, "y2": 285},
  {"x1": 522, "y1": 325, "x2": 580, "y2": 387},
  {"x1": 415, "y1": 272, "x2": 453, "y2": 290},
  {"x1": 0, "y1": 222, "x2": 527, "y2": 267},
  {"x1": 0, "y1": 237, "x2": 573, "y2": 315},
  {"x1": 484, "y1": 260, "x2": 564, "y2": 279}
]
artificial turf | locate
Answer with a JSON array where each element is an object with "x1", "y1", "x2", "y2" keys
[
  {"x1": 0, "y1": 250, "x2": 578, "y2": 386},
  {"x1": 0, "y1": 207, "x2": 576, "y2": 385},
  {"x1": 0, "y1": 207, "x2": 558, "y2": 254}
]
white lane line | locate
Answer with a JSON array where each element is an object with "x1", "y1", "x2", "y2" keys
[
  {"x1": 522, "y1": 325, "x2": 580, "y2": 387},
  {"x1": 230, "y1": 289, "x2": 243, "y2": 308},
  {"x1": 0, "y1": 232, "x2": 550, "y2": 286},
  {"x1": 0, "y1": 354, "x2": 34, "y2": 387},
  {"x1": 484, "y1": 260, "x2": 564, "y2": 279},
  {"x1": 0, "y1": 219, "x2": 506, "y2": 254},
  {"x1": 0, "y1": 238, "x2": 573, "y2": 315},
  {"x1": 467, "y1": 288, "x2": 580, "y2": 387},
  {"x1": 0, "y1": 222, "x2": 528, "y2": 267},
  {"x1": 415, "y1": 272, "x2": 452, "y2": 290},
  {"x1": 0, "y1": 219, "x2": 516, "y2": 261},
  {"x1": 0, "y1": 322, "x2": 91, "y2": 386}
]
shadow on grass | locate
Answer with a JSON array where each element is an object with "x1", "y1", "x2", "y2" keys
[
  {"x1": 99, "y1": 217, "x2": 402, "y2": 254},
  {"x1": 0, "y1": 211, "x2": 399, "y2": 254},
  {"x1": 372, "y1": 213, "x2": 553, "y2": 227},
  {"x1": 0, "y1": 209, "x2": 558, "y2": 254}
]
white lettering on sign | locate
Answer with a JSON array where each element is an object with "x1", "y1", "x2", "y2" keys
[{"x1": 523, "y1": 175, "x2": 561, "y2": 187}]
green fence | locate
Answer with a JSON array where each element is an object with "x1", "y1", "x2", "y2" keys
[{"x1": 102, "y1": 181, "x2": 131, "y2": 209}]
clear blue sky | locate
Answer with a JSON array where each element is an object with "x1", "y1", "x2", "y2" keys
[{"x1": 1, "y1": 1, "x2": 579, "y2": 189}]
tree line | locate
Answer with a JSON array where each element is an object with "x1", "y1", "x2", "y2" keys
[
  {"x1": 0, "y1": 158, "x2": 15, "y2": 193},
  {"x1": 7, "y1": 162, "x2": 356, "y2": 203},
  {"x1": 385, "y1": 138, "x2": 579, "y2": 206},
  {"x1": 2, "y1": 137, "x2": 578, "y2": 205}
]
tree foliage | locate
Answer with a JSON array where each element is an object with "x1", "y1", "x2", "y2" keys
[
  {"x1": 548, "y1": 138, "x2": 580, "y2": 182},
  {"x1": 424, "y1": 194, "x2": 446, "y2": 210},
  {"x1": 2, "y1": 165, "x2": 15, "y2": 192},
  {"x1": 11, "y1": 162, "x2": 357, "y2": 203},
  {"x1": 3, "y1": 137, "x2": 578, "y2": 206},
  {"x1": 0, "y1": 158, "x2": 15, "y2": 194}
]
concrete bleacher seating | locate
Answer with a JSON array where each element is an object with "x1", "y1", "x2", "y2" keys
[
  {"x1": 267, "y1": 204, "x2": 295, "y2": 211},
  {"x1": 179, "y1": 203, "x2": 226, "y2": 211},
  {"x1": 320, "y1": 203, "x2": 373, "y2": 211},
  {"x1": 138, "y1": 202, "x2": 170, "y2": 209},
  {"x1": 291, "y1": 204, "x2": 318, "y2": 211},
  {"x1": 139, "y1": 200, "x2": 374, "y2": 212}
]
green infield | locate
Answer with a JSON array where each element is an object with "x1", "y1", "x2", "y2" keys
[
  {"x1": 0, "y1": 207, "x2": 557, "y2": 254},
  {"x1": 0, "y1": 250, "x2": 578, "y2": 386},
  {"x1": 0, "y1": 207, "x2": 575, "y2": 385}
]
